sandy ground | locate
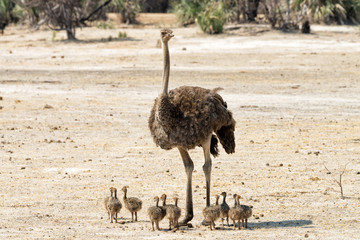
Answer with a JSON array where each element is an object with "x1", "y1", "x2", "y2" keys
[{"x1": 0, "y1": 17, "x2": 360, "y2": 239}]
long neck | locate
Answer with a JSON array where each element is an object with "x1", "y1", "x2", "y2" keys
[
  {"x1": 162, "y1": 196, "x2": 167, "y2": 206},
  {"x1": 123, "y1": 189, "x2": 127, "y2": 200},
  {"x1": 161, "y1": 41, "x2": 170, "y2": 96},
  {"x1": 155, "y1": 198, "x2": 159, "y2": 207},
  {"x1": 222, "y1": 195, "x2": 226, "y2": 204},
  {"x1": 215, "y1": 197, "x2": 219, "y2": 206},
  {"x1": 174, "y1": 198, "x2": 178, "y2": 207},
  {"x1": 233, "y1": 198, "x2": 237, "y2": 207},
  {"x1": 236, "y1": 197, "x2": 240, "y2": 206},
  {"x1": 114, "y1": 189, "x2": 117, "y2": 199}
]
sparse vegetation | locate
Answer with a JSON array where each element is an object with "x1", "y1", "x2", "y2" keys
[
  {"x1": 109, "y1": 0, "x2": 141, "y2": 24},
  {"x1": 292, "y1": 0, "x2": 360, "y2": 24},
  {"x1": 18, "y1": 0, "x2": 113, "y2": 40},
  {"x1": 323, "y1": 162, "x2": 350, "y2": 199},
  {"x1": 96, "y1": 20, "x2": 115, "y2": 29},
  {"x1": 175, "y1": 0, "x2": 228, "y2": 34},
  {"x1": 175, "y1": 0, "x2": 202, "y2": 26},
  {"x1": 197, "y1": 0, "x2": 227, "y2": 34},
  {"x1": 118, "y1": 31, "x2": 127, "y2": 38}
]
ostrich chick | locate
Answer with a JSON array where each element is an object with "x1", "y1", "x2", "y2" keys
[
  {"x1": 237, "y1": 195, "x2": 252, "y2": 229},
  {"x1": 104, "y1": 187, "x2": 114, "y2": 220},
  {"x1": 107, "y1": 187, "x2": 122, "y2": 223},
  {"x1": 122, "y1": 186, "x2": 142, "y2": 221},
  {"x1": 220, "y1": 191, "x2": 230, "y2": 227},
  {"x1": 147, "y1": 196, "x2": 163, "y2": 231},
  {"x1": 229, "y1": 194, "x2": 244, "y2": 230},
  {"x1": 160, "y1": 194, "x2": 181, "y2": 230},
  {"x1": 202, "y1": 194, "x2": 221, "y2": 230}
]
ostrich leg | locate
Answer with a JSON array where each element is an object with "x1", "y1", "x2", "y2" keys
[
  {"x1": 202, "y1": 135, "x2": 212, "y2": 207},
  {"x1": 178, "y1": 147, "x2": 194, "y2": 225},
  {"x1": 202, "y1": 135, "x2": 213, "y2": 225}
]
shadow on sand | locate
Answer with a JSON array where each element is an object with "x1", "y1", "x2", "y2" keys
[
  {"x1": 251, "y1": 219, "x2": 313, "y2": 229},
  {"x1": 53, "y1": 36, "x2": 141, "y2": 44},
  {"x1": 213, "y1": 219, "x2": 313, "y2": 231}
]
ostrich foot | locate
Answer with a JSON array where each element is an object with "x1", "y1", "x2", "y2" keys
[
  {"x1": 201, "y1": 219, "x2": 211, "y2": 226},
  {"x1": 179, "y1": 215, "x2": 193, "y2": 226}
]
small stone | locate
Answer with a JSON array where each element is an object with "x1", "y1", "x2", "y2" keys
[
  {"x1": 43, "y1": 104, "x2": 54, "y2": 109},
  {"x1": 305, "y1": 233, "x2": 309, "y2": 238},
  {"x1": 279, "y1": 163, "x2": 283, "y2": 167}
]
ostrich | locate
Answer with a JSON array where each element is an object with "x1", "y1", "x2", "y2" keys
[
  {"x1": 104, "y1": 187, "x2": 114, "y2": 220},
  {"x1": 148, "y1": 29, "x2": 236, "y2": 225},
  {"x1": 147, "y1": 196, "x2": 163, "y2": 231},
  {"x1": 107, "y1": 187, "x2": 122, "y2": 223},
  {"x1": 202, "y1": 194, "x2": 221, "y2": 230}
]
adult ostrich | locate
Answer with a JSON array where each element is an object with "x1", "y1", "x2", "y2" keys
[{"x1": 148, "y1": 29, "x2": 236, "y2": 225}]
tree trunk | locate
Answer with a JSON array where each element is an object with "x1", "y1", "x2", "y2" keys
[
  {"x1": 247, "y1": 0, "x2": 260, "y2": 22},
  {"x1": 285, "y1": 0, "x2": 290, "y2": 23},
  {"x1": 66, "y1": 26, "x2": 76, "y2": 40}
]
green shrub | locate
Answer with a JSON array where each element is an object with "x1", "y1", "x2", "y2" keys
[
  {"x1": 175, "y1": 0, "x2": 228, "y2": 34},
  {"x1": 292, "y1": 0, "x2": 360, "y2": 24},
  {"x1": 175, "y1": 0, "x2": 202, "y2": 26},
  {"x1": 196, "y1": 1, "x2": 227, "y2": 34},
  {"x1": 110, "y1": 0, "x2": 141, "y2": 24},
  {"x1": 118, "y1": 31, "x2": 127, "y2": 38}
]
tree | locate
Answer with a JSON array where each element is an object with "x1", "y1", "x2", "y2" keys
[
  {"x1": 292, "y1": 0, "x2": 360, "y2": 24},
  {"x1": 20, "y1": 0, "x2": 112, "y2": 40},
  {"x1": 109, "y1": 0, "x2": 141, "y2": 24}
]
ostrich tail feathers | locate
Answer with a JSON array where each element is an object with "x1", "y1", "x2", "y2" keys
[
  {"x1": 210, "y1": 134, "x2": 219, "y2": 157},
  {"x1": 216, "y1": 123, "x2": 235, "y2": 154},
  {"x1": 212, "y1": 87, "x2": 224, "y2": 94}
]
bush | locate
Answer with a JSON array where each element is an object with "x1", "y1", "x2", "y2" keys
[
  {"x1": 175, "y1": 0, "x2": 228, "y2": 34},
  {"x1": 109, "y1": 0, "x2": 141, "y2": 24},
  {"x1": 292, "y1": 0, "x2": 360, "y2": 24},
  {"x1": 196, "y1": 0, "x2": 227, "y2": 34},
  {"x1": 175, "y1": 0, "x2": 202, "y2": 26}
]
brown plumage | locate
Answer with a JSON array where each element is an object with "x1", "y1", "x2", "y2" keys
[
  {"x1": 147, "y1": 196, "x2": 163, "y2": 231},
  {"x1": 107, "y1": 187, "x2": 122, "y2": 223},
  {"x1": 122, "y1": 186, "x2": 142, "y2": 221},
  {"x1": 237, "y1": 194, "x2": 252, "y2": 229},
  {"x1": 220, "y1": 191, "x2": 230, "y2": 227},
  {"x1": 202, "y1": 195, "x2": 221, "y2": 230},
  {"x1": 228, "y1": 194, "x2": 244, "y2": 230},
  {"x1": 160, "y1": 194, "x2": 181, "y2": 230},
  {"x1": 148, "y1": 28, "x2": 235, "y2": 225},
  {"x1": 104, "y1": 187, "x2": 114, "y2": 220}
]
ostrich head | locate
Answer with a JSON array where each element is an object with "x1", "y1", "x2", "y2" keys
[
  {"x1": 153, "y1": 196, "x2": 159, "y2": 202},
  {"x1": 220, "y1": 192, "x2": 227, "y2": 198},
  {"x1": 160, "y1": 29, "x2": 174, "y2": 43},
  {"x1": 160, "y1": 193, "x2": 167, "y2": 201}
]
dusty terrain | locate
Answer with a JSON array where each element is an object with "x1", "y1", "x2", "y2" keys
[{"x1": 0, "y1": 16, "x2": 360, "y2": 239}]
